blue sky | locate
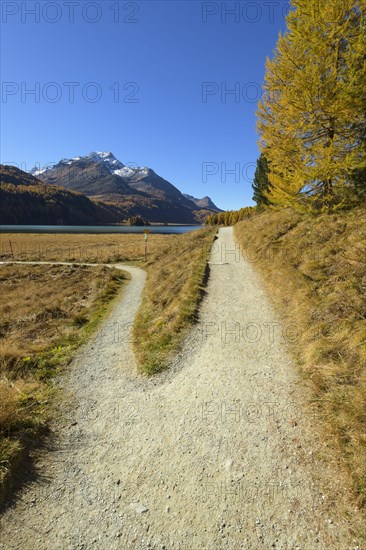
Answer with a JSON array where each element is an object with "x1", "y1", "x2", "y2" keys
[{"x1": 1, "y1": 1, "x2": 289, "y2": 210}]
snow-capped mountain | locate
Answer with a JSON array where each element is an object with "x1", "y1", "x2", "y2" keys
[
  {"x1": 30, "y1": 152, "x2": 221, "y2": 224},
  {"x1": 31, "y1": 151, "x2": 148, "y2": 180},
  {"x1": 85, "y1": 152, "x2": 146, "y2": 178}
]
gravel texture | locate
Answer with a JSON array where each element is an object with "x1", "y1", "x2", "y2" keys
[{"x1": 0, "y1": 228, "x2": 363, "y2": 549}]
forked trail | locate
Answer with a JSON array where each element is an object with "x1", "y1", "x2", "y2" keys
[{"x1": 0, "y1": 228, "x2": 362, "y2": 549}]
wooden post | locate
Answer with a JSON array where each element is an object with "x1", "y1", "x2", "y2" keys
[
  {"x1": 9, "y1": 240, "x2": 14, "y2": 260},
  {"x1": 143, "y1": 229, "x2": 150, "y2": 261}
]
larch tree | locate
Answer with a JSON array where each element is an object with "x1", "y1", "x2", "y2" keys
[{"x1": 257, "y1": 0, "x2": 366, "y2": 210}]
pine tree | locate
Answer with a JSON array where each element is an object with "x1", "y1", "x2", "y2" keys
[
  {"x1": 257, "y1": 0, "x2": 366, "y2": 210},
  {"x1": 252, "y1": 154, "x2": 272, "y2": 206}
]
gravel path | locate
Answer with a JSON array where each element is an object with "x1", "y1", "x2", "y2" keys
[{"x1": 0, "y1": 228, "x2": 363, "y2": 549}]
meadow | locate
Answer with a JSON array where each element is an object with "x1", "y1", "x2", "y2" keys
[{"x1": 0, "y1": 228, "x2": 216, "y2": 501}]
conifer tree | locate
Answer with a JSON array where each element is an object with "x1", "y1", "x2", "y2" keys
[
  {"x1": 257, "y1": 0, "x2": 366, "y2": 209},
  {"x1": 252, "y1": 154, "x2": 272, "y2": 206}
]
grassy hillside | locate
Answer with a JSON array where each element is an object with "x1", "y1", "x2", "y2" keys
[{"x1": 235, "y1": 207, "x2": 366, "y2": 504}]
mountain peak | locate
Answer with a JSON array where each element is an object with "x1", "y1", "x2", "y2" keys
[
  {"x1": 87, "y1": 151, "x2": 124, "y2": 171},
  {"x1": 88, "y1": 151, "x2": 115, "y2": 161},
  {"x1": 28, "y1": 151, "x2": 223, "y2": 223},
  {"x1": 183, "y1": 193, "x2": 222, "y2": 212}
]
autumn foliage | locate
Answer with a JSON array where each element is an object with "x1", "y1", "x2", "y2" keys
[
  {"x1": 257, "y1": 0, "x2": 366, "y2": 210},
  {"x1": 205, "y1": 206, "x2": 255, "y2": 226}
]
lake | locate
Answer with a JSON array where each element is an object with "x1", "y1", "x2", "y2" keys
[{"x1": 0, "y1": 225, "x2": 203, "y2": 235}]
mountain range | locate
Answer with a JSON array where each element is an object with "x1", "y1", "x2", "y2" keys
[
  {"x1": 28, "y1": 152, "x2": 222, "y2": 224},
  {"x1": 0, "y1": 164, "x2": 128, "y2": 225}
]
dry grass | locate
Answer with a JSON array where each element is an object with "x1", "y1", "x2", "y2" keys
[
  {"x1": 0, "y1": 232, "x2": 175, "y2": 264},
  {"x1": 0, "y1": 264, "x2": 129, "y2": 501},
  {"x1": 0, "y1": 228, "x2": 217, "y2": 501},
  {"x1": 235, "y1": 206, "x2": 366, "y2": 505},
  {"x1": 133, "y1": 227, "x2": 217, "y2": 374}
]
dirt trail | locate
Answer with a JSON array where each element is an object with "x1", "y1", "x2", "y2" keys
[{"x1": 0, "y1": 228, "x2": 363, "y2": 549}]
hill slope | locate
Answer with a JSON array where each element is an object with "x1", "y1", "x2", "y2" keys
[
  {"x1": 235, "y1": 207, "x2": 366, "y2": 504},
  {"x1": 0, "y1": 165, "x2": 127, "y2": 225}
]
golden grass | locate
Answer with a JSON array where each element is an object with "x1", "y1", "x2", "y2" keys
[
  {"x1": 235, "y1": 206, "x2": 366, "y2": 504},
  {"x1": 133, "y1": 227, "x2": 217, "y2": 374},
  {"x1": 0, "y1": 264, "x2": 129, "y2": 501},
  {"x1": 0, "y1": 232, "x2": 175, "y2": 264}
]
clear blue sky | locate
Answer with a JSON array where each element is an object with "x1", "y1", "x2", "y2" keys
[{"x1": 1, "y1": 1, "x2": 289, "y2": 210}]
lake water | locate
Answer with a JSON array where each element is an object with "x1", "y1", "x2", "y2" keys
[{"x1": 0, "y1": 225, "x2": 203, "y2": 235}]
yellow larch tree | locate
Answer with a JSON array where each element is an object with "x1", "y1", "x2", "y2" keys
[{"x1": 257, "y1": 0, "x2": 366, "y2": 210}]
